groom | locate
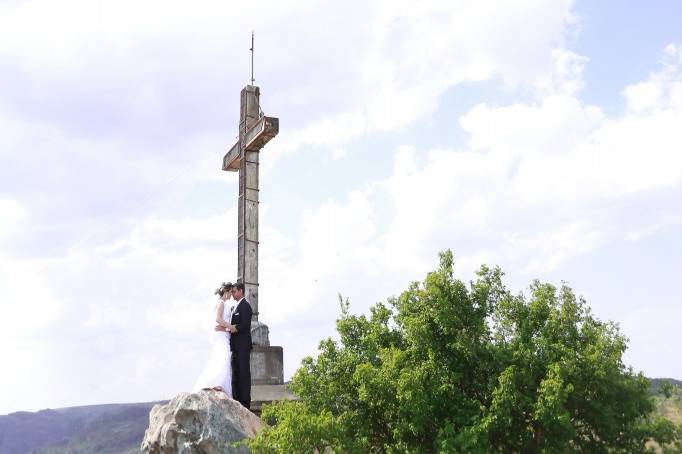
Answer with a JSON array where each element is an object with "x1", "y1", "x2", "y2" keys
[{"x1": 226, "y1": 281, "x2": 252, "y2": 409}]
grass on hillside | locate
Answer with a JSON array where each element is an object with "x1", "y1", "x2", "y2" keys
[{"x1": 654, "y1": 386, "x2": 682, "y2": 426}]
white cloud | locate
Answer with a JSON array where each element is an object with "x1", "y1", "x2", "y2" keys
[
  {"x1": 621, "y1": 303, "x2": 682, "y2": 378},
  {"x1": 625, "y1": 215, "x2": 682, "y2": 242},
  {"x1": 331, "y1": 147, "x2": 348, "y2": 160},
  {"x1": 535, "y1": 48, "x2": 589, "y2": 96},
  {"x1": 0, "y1": 198, "x2": 27, "y2": 241},
  {"x1": 624, "y1": 44, "x2": 682, "y2": 114},
  {"x1": 268, "y1": 43, "x2": 682, "y2": 342},
  {"x1": 265, "y1": 0, "x2": 577, "y2": 160},
  {"x1": 460, "y1": 95, "x2": 604, "y2": 158},
  {"x1": 0, "y1": 257, "x2": 64, "y2": 337},
  {"x1": 0, "y1": 0, "x2": 578, "y2": 175}
]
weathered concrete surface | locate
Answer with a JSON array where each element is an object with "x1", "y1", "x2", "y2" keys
[
  {"x1": 250, "y1": 345, "x2": 283, "y2": 386},
  {"x1": 141, "y1": 391, "x2": 263, "y2": 453},
  {"x1": 250, "y1": 321, "x2": 270, "y2": 347},
  {"x1": 251, "y1": 384, "x2": 299, "y2": 415}
]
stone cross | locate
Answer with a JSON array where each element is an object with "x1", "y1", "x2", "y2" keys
[{"x1": 222, "y1": 85, "x2": 279, "y2": 322}]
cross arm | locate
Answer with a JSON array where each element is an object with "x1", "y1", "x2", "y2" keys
[
  {"x1": 222, "y1": 116, "x2": 279, "y2": 172},
  {"x1": 223, "y1": 141, "x2": 240, "y2": 172}
]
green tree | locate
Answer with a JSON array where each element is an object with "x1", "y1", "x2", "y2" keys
[
  {"x1": 248, "y1": 251, "x2": 680, "y2": 453},
  {"x1": 661, "y1": 380, "x2": 675, "y2": 399}
]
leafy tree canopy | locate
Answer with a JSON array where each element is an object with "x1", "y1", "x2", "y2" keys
[{"x1": 248, "y1": 251, "x2": 681, "y2": 453}]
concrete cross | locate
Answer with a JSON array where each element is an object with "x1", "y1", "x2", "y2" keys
[{"x1": 222, "y1": 85, "x2": 279, "y2": 322}]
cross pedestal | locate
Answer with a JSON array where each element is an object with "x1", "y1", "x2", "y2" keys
[{"x1": 223, "y1": 85, "x2": 284, "y2": 389}]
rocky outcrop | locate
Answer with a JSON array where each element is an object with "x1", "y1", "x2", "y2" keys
[{"x1": 141, "y1": 391, "x2": 263, "y2": 453}]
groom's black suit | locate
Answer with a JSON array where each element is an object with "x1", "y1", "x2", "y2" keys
[{"x1": 230, "y1": 298, "x2": 252, "y2": 409}]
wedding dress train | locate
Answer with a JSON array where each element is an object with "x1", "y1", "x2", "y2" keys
[{"x1": 192, "y1": 303, "x2": 232, "y2": 395}]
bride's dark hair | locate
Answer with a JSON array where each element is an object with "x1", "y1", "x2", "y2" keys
[{"x1": 214, "y1": 281, "x2": 233, "y2": 297}]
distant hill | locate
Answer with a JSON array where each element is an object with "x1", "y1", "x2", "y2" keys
[
  {"x1": 649, "y1": 377, "x2": 682, "y2": 395},
  {"x1": 0, "y1": 401, "x2": 166, "y2": 454}
]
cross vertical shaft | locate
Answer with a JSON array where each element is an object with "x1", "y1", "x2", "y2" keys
[
  {"x1": 238, "y1": 85, "x2": 261, "y2": 321},
  {"x1": 223, "y1": 84, "x2": 278, "y2": 328}
]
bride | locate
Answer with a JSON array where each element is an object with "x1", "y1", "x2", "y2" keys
[{"x1": 192, "y1": 282, "x2": 235, "y2": 394}]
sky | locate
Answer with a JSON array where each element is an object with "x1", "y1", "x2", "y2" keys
[{"x1": 0, "y1": 0, "x2": 681, "y2": 415}]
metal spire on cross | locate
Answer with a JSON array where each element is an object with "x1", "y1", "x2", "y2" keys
[{"x1": 250, "y1": 31, "x2": 255, "y2": 85}]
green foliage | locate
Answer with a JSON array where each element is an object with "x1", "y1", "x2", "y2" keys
[
  {"x1": 246, "y1": 401, "x2": 344, "y2": 453},
  {"x1": 651, "y1": 378, "x2": 682, "y2": 395},
  {"x1": 650, "y1": 384, "x2": 682, "y2": 452},
  {"x1": 661, "y1": 381, "x2": 676, "y2": 399},
  {"x1": 248, "y1": 251, "x2": 681, "y2": 453}
]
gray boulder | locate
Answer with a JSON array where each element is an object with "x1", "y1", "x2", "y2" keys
[{"x1": 141, "y1": 391, "x2": 263, "y2": 453}]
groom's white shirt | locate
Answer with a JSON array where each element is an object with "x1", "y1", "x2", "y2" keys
[
  {"x1": 231, "y1": 297, "x2": 245, "y2": 333},
  {"x1": 231, "y1": 298, "x2": 245, "y2": 316}
]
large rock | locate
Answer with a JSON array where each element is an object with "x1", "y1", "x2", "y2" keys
[{"x1": 141, "y1": 391, "x2": 264, "y2": 453}]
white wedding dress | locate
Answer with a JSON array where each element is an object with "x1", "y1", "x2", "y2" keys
[{"x1": 192, "y1": 302, "x2": 232, "y2": 395}]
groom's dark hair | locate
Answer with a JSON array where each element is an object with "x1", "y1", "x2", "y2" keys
[{"x1": 233, "y1": 281, "x2": 245, "y2": 293}]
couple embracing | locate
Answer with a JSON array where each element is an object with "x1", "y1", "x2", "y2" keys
[{"x1": 193, "y1": 281, "x2": 252, "y2": 410}]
